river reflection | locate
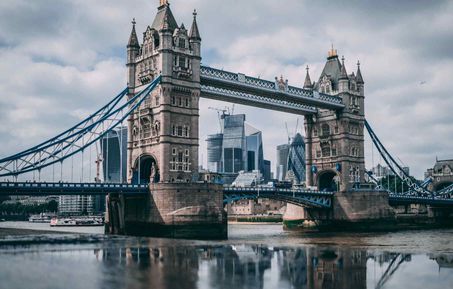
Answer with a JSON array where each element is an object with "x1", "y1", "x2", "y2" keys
[{"x1": 94, "y1": 245, "x2": 453, "y2": 289}]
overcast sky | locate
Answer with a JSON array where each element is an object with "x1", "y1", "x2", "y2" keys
[{"x1": 0, "y1": 0, "x2": 452, "y2": 179}]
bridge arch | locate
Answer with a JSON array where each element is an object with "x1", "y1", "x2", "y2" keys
[
  {"x1": 317, "y1": 170, "x2": 338, "y2": 192},
  {"x1": 132, "y1": 154, "x2": 159, "y2": 184}
]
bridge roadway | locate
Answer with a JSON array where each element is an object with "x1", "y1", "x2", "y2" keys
[
  {"x1": 1, "y1": 182, "x2": 453, "y2": 207},
  {"x1": 200, "y1": 66, "x2": 345, "y2": 114}
]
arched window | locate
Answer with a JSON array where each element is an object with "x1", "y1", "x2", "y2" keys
[{"x1": 153, "y1": 34, "x2": 160, "y2": 48}]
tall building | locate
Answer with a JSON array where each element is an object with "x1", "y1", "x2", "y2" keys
[
  {"x1": 287, "y1": 133, "x2": 306, "y2": 184},
  {"x1": 245, "y1": 124, "x2": 264, "y2": 172},
  {"x1": 206, "y1": 133, "x2": 223, "y2": 173},
  {"x1": 222, "y1": 114, "x2": 246, "y2": 173},
  {"x1": 263, "y1": 160, "x2": 271, "y2": 183},
  {"x1": 101, "y1": 127, "x2": 128, "y2": 183},
  {"x1": 206, "y1": 114, "x2": 268, "y2": 184},
  {"x1": 276, "y1": 144, "x2": 290, "y2": 181}
]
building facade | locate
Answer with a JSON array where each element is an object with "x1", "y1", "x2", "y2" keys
[
  {"x1": 425, "y1": 158, "x2": 453, "y2": 191},
  {"x1": 304, "y1": 48, "x2": 365, "y2": 191}
]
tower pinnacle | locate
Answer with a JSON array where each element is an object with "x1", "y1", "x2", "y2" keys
[
  {"x1": 356, "y1": 60, "x2": 364, "y2": 84},
  {"x1": 127, "y1": 18, "x2": 139, "y2": 48},
  {"x1": 189, "y1": 9, "x2": 201, "y2": 40},
  {"x1": 303, "y1": 65, "x2": 312, "y2": 89},
  {"x1": 339, "y1": 55, "x2": 348, "y2": 79},
  {"x1": 159, "y1": 0, "x2": 169, "y2": 7}
]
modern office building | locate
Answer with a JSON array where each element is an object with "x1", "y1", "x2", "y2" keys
[
  {"x1": 276, "y1": 144, "x2": 290, "y2": 181},
  {"x1": 206, "y1": 114, "x2": 269, "y2": 184},
  {"x1": 222, "y1": 114, "x2": 247, "y2": 173},
  {"x1": 206, "y1": 133, "x2": 223, "y2": 173},
  {"x1": 287, "y1": 133, "x2": 306, "y2": 184},
  {"x1": 263, "y1": 160, "x2": 271, "y2": 183},
  {"x1": 101, "y1": 127, "x2": 128, "y2": 183},
  {"x1": 245, "y1": 124, "x2": 264, "y2": 172}
]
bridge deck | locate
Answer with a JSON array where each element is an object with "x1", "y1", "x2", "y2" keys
[{"x1": 200, "y1": 66, "x2": 345, "y2": 112}]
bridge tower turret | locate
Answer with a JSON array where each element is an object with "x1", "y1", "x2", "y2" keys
[
  {"x1": 126, "y1": 1, "x2": 201, "y2": 184},
  {"x1": 305, "y1": 48, "x2": 365, "y2": 192}
]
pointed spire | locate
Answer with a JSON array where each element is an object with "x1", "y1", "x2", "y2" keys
[
  {"x1": 339, "y1": 55, "x2": 348, "y2": 80},
  {"x1": 127, "y1": 18, "x2": 140, "y2": 48},
  {"x1": 189, "y1": 9, "x2": 201, "y2": 40},
  {"x1": 356, "y1": 60, "x2": 364, "y2": 84},
  {"x1": 304, "y1": 65, "x2": 312, "y2": 89}
]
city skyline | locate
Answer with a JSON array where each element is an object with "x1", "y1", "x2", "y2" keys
[{"x1": 0, "y1": 0, "x2": 452, "y2": 178}]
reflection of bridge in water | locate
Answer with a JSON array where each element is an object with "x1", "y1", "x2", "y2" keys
[{"x1": 97, "y1": 244, "x2": 451, "y2": 289}]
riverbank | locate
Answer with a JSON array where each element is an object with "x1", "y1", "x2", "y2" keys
[
  {"x1": 0, "y1": 227, "x2": 69, "y2": 237},
  {"x1": 227, "y1": 215, "x2": 282, "y2": 223}
]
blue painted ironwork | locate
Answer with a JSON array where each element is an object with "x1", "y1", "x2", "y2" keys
[
  {"x1": 200, "y1": 66, "x2": 344, "y2": 111},
  {"x1": 223, "y1": 187, "x2": 333, "y2": 208},
  {"x1": 0, "y1": 182, "x2": 148, "y2": 195},
  {"x1": 0, "y1": 76, "x2": 161, "y2": 177}
]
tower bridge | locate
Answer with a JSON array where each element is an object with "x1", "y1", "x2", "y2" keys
[{"x1": 0, "y1": 1, "x2": 452, "y2": 238}]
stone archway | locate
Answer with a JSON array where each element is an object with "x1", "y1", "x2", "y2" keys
[
  {"x1": 317, "y1": 170, "x2": 337, "y2": 192},
  {"x1": 132, "y1": 155, "x2": 159, "y2": 184}
]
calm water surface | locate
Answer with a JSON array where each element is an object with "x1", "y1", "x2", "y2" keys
[{"x1": 0, "y1": 222, "x2": 452, "y2": 289}]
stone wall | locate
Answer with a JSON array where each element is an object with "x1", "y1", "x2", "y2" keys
[{"x1": 106, "y1": 182, "x2": 227, "y2": 239}]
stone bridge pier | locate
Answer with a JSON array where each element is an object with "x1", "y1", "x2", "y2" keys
[
  {"x1": 106, "y1": 183, "x2": 227, "y2": 239},
  {"x1": 283, "y1": 190, "x2": 395, "y2": 230}
]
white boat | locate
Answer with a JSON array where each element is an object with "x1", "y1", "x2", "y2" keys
[
  {"x1": 28, "y1": 213, "x2": 55, "y2": 223},
  {"x1": 50, "y1": 217, "x2": 104, "y2": 227}
]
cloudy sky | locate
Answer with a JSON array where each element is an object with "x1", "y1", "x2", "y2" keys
[{"x1": 0, "y1": 0, "x2": 452, "y2": 179}]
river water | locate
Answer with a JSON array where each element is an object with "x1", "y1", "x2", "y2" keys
[{"x1": 0, "y1": 222, "x2": 452, "y2": 289}]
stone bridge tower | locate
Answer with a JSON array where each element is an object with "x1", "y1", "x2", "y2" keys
[
  {"x1": 126, "y1": 1, "x2": 201, "y2": 184},
  {"x1": 304, "y1": 48, "x2": 365, "y2": 191}
]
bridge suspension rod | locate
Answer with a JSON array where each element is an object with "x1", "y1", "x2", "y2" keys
[{"x1": 0, "y1": 76, "x2": 161, "y2": 177}]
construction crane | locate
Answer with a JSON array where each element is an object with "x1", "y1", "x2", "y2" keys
[{"x1": 208, "y1": 107, "x2": 229, "y2": 133}]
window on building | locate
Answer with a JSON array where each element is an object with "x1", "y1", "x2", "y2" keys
[
  {"x1": 178, "y1": 38, "x2": 185, "y2": 48},
  {"x1": 331, "y1": 146, "x2": 337, "y2": 156},
  {"x1": 314, "y1": 128, "x2": 318, "y2": 137},
  {"x1": 185, "y1": 149, "x2": 189, "y2": 156},
  {"x1": 334, "y1": 126, "x2": 339, "y2": 134},
  {"x1": 177, "y1": 126, "x2": 183, "y2": 137},
  {"x1": 322, "y1": 145, "x2": 331, "y2": 157},
  {"x1": 178, "y1": 97, "x2": 182, "y2": 106},
  {"x1": 172, "y1": 148, "x2": 177, "y2": 155},
  {"x1": 183, "y1": 126, "x2": 189, "y2": 137},
  {"x1": 321, "y1": 124, "x2": 330, "y2": 137},
  {"x1": 178, "y1": 56, "x2": 186, "y2": 68},
  {"x1": 171, "y1": 96, "x2": 176, "y2": 105},
  {"x1": 185, "y1": 98, "x2": 190, "y2": 107},
  {"x1": 172, "y1": 125, "x2": 176, "y2": 136},
  {"x1": 316, "y1": 150, "x2": 321, "y2": 158},
  {"x1": 155, "y1": 96, "x2": 160, "y2": 106}
]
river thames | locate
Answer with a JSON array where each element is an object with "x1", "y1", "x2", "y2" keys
[{"x1": 0, "y1": 222, "x2": 452, "y2": 289}]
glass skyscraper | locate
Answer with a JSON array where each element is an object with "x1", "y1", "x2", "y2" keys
[
  {"x1": 287, "y1": 133, "x2": 306, "y2": 184},
  {"x1": 101, "y1": 127, "x2": 128, "y2": 183},
  {"x1": 276, "y1": 144, "x2": 290, "y2": 181}
]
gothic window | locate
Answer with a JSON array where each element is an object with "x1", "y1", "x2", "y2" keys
[
  {"x1": 153, "y1": 34, "x2": 160, "y2": 48},
  {"x1": 334, "y1": 126, "x2": 339, "y2": 134},
  {"x1": 177, "y1": 126, "x2": 183, "y2": 137},
  {"x1": 172, "y1": 125, "x2": 176, "y2": 136},
  {"x1": 171, "y1": 96, "x2": 176, "y2": 105},
  {"x1": 185, "y1": 98, "x2": 190, "y2": 107},
  {"x1": 185, "y1": 149, "x2": 190, "y2": 156},
  {"x1": 178, "y1": 56, "x2": 186, "y2": 68},
  {"x1": 322, "y1": 145, "x2": 331, "y2": 157},
  {"x1": 178, "y1": 97, "x2": 182, "y2": 106},
  {"x1": 172, "y1": 148, "x2": 177, "y2": 155},
  {"x1": 183, "y1": 126, "x2": 190, "y2": 137},
  {"x1": 331, "y1": 146, "x2": 337, "y2": 157},
  {"x1": 178, "y1": 38, "x2": 185, "y2": 48},
  {"x1": 140, "y1": 117, "x2": 151, "y2": 138},
  {"x1": 321, "y1": 124, "x2": 330, "y2": 137}
]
